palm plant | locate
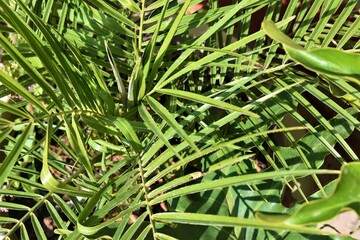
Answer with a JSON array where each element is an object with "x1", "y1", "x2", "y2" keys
[{"x1": 0, "y1": 0, "x2": 359, "y2": 239}]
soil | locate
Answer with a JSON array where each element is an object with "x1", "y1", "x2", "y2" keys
[{"x1": 318, "y1": 210, "x2": 360, "y2": 239}]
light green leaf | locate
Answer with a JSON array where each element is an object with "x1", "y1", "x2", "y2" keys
[
  {"x1": 150, "y1": 169, "x2": 339, "y2": 205},
  {"x1": 77, "y1": 195, "x2": 143, "y2": 236},
  {"x1": 31, "y1": 213, "x2": 47, "y2": 240},
  {"x1": 136, "y1": 224, "x2": 152, "y2": 240},
  {"x1": 0, "y1": 0, "x2": 78, "y2": 107},
  {"x1": 0, "y1": 100, "x2": 30, "y2": 119},
  {"x1": 207, "y1": 154, "x2": 255, "y2": 172},
  {"x1": 157, "y1": 88, "x2": 259, "y2": 118},
  {"x1": 45, "y1": 200, "x2": 68, "y2": 230},
  {"x1": 113, "y1": 117, "x2": 143, "y2": 153},
  {"x1": 0, "y1": 201, "x2": 30, "y2": 211},
  {"x1": 0, "y1": 33, "x2": 61, "y2": 109},
  {"x1": 147, "y1": 0, "x2": 191, "y2": 83},
  {"x1": 80, "y1": 113, "x2": 118, "y2": 135},
  {"x1": 152, "y1": 15, "x2": 295, "y2": 91},
  {"x1": 112, "y1": 213, "x2": 132, "y2": 239},
  {"x1": 63, "y1": 116, "x2": 94, "y2": 179},
  {"x1": 146, "y1": 96, "x2": 201, "y2": 153},
  {"x1": 77, "y1": 174, "x2": 141, "y2": 237},
  {"x1": 117, "y1": 0, "x2": 141, "y2": 13},
  {"x1": 155, "y1": 233, "x2": 179, "y2": 240},
  {"x1": 41, "y1": 118, "x2": 94, "y2": 197},
  {"x1": 105, "y1": 42, "x2": 127, "y2": 110},
  {"x1": 138, "y1": 103, "x2": 183, "y2": 160},
  {"x1": 286, "y1": 47, "x2": 360, "y2": 81},
  {"x1": 0, "y1": 123, "x2": 34, "y2": 187},
  {"x1": 0, "y1": 217, "x2": 18, "y2": 224},
  {"x1": 0, "y1": 72, "x2": 48, "y2": 114},
  {"x1": 121, "y1": 212, "x2": 149, "y2": 240},
  {"x1": 262, "y1": 19, "x2": 303, "y2": 50},
  {"x1": 145, "y1": 126, "x2": 308, "y2": 187},
  {"x1": 20, "y1": 223, "x2": 30, "y2": 240},
  {"x1": 89, "y1": 138, "x2": 126, "y2": 153},
  {"x1": 142, "y1": 0, "x2": 171, "y2": 85},
  {"x1": 52, "y1": 194, "x2": 78, "y2": 223},
  {"x1": 0, "y1": 189, "x2": 40, "y2": 199},
  {"x1": 87, "y1": 0, "x2": 137, "y2": 29},
  {"x1": 128, "y1": 57, "x2": 144, "y2": 106},
  {"x1": 81, "y1": 113, "x2": 143, "y2": 153},
  {"x1": 152, "y1": 213, "x2": 329, "y2": 235}
]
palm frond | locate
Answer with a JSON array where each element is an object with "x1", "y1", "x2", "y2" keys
[{"x1": 0, "y1": 0, "x2": 358, "y2": 239}]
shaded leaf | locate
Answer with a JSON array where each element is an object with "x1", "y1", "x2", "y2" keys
[
  {"x1": 257, "y1": 162, "x2": 360, "y2": 225},
  {"x1": 0, "y1": 123, "x2": 34, "y2": 187}
]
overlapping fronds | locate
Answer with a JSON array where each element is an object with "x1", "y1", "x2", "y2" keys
[{"x1": 0, "y1": 0, "x2": 358, "y2": 239}]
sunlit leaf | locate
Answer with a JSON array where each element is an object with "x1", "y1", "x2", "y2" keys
[
  {"x1": 262, "y1": 20, "x2": 360, "y2": 83},
  {"x1": 40, "y1": 118, "x2": 94, "y2": 197},
  {"x1": 157, "y1": 88, "x2": 259, "y2": 117}
]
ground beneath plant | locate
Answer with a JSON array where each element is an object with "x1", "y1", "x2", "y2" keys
[{"x1": 318, "y1": 210, "x2": 360, "y2": 239}]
